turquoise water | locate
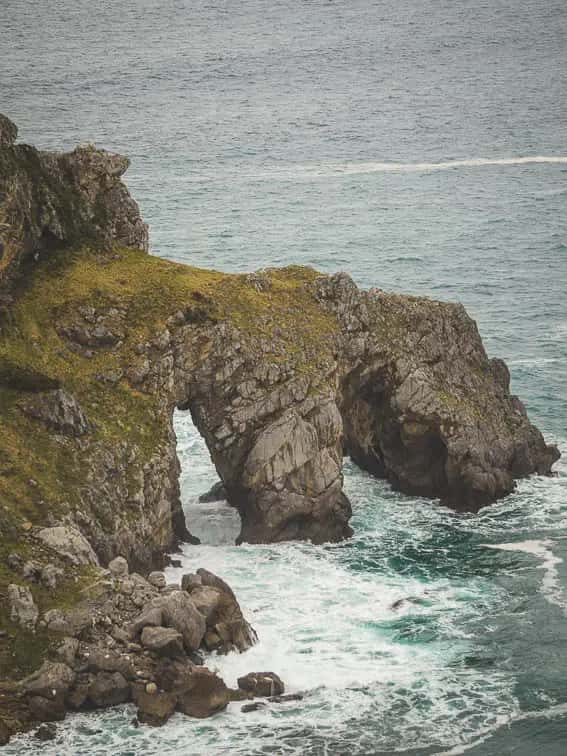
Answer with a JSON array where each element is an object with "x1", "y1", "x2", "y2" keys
[{"x1": 3, "y1": 0, "x2": 567, "y2": 752}]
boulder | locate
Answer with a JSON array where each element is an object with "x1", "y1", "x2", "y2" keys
[
  {"x1": 66, "y1": 679, "x2": 91, "y2": 710},
  {"x1": 135, "y1": 689, "x2": 177, "y2": 727},
  {"x1": 159, "y1": 591, "x2": 206, "y2": 651},
  {"x1": 241, "y1": 701, "x2": 267, "y2": 713},
  {"x1": 108, "y1": 556, "x2": 129, "y2": 578},
  {"x1": 0, "y1": 719, "x2": 10, "y2": 746},
  {"x1": 269, "y1": 693, "x2": 303, "y2": 703},
  {"x1": 81, "y1": 646, "x2": 137, "y2": 679},
  {"x1": 198, "y1": 481, "x2": 227, "y2": 503},
  {"x1": 21, "y1": 661, "x2": 75, "y2": 699},
  {"x1": 237, "y1": 672, "x2": 284, "y2": 698},
  {"x1": 147, "y1": 571, "x2": 166, "y2": 589},
  {"x1": 8, "y1": 583, "x2": 38, "y2": 629},
  {"x1": 140, "y1": 626, "x2": 184, "y2": 657},
  {"x1": 192, "y1": 570, "x2": 257, "y2": 653},
  {"x1": 27, "y1": 695, "x2": 66, "y2": 722},
  {"x1": 129, "y1": 605, "x2": 163, "y2": 637},
  {"x1": 88, "y1": 672, "x2": 130, "y2": 707},
  {"x1": 175, "y1": 667, "x2": 231, "y2": 718},
  {"x1": 154, "y1": 657, "x2": 195, "y2": 693},
  {"x1": 181, "y1": 573, "x2": 202, "y2": 592},
  {"x1": 35, "y1": 723, "x2": 57, "y2": 741},
  {"x1": 36, "y1": 526, "x2": 99, "y2": 566},
  {"x1": 189, "y1": 585, "x2": 222, "y2": 623}
]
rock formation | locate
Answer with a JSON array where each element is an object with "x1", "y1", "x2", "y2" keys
[
  {"x1": 1, "y1": 559, "x2": 265, "y2": 740},
  {"x1": 0, "y1": 115, "x2": 560, "y2": 740}
]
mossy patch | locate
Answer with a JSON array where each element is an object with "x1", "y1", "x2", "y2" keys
[{"x1": 0, "y1": 244, "x2": 340, "y2": 667}]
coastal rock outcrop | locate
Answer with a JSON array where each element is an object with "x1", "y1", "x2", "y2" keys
[
  {"x1": 0, "y1": 115, "x2": 560, "y2": 740},
  {"x1": 1, "y1": 560, "x2": 263, "y2": 739},
  {"x1": 0, "y1": 117, "x2": 147, "y2": 298}
]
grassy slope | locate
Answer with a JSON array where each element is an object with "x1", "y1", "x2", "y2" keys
[{"x1": 0, "y1": 245, "x2": 337, "y2": 680}]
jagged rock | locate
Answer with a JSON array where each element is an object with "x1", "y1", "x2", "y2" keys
[
  {"x1": 159, "y1": 591, "x2": 206, "y2": 652},
  {"x1": 196, "y1": 568, "x2": 237, "y2": 600},
  {"x1": 154, "y1": 657, "x2": 195, "y2": 693},
  {"x1": 8, "y1": 583, "x2": 38, "y2": 629},
  {"x1": 35, "y1": 723, "x2": 57, "y2": 741},
  {"x1": 41, "y1": 564, "x2": 63, "y2": 589},
  {"x1": 241, "y1": 701, "x2": 267, "y2": 713},
  {"x1": 181, "y1": 569, "x2": 256, "y2": 653},
  {"x1": 135, "y1": 688, "x2": 177, "y2": 726},
  {"x1": 108, "y1": 556, "x2": 129, "y2": 578},
  {"x1": 237, "y1": 672, "x2": 285, "y2": 698},
  {"x1": 19, "y1": 389, "x2": 90, "y2": 436},
  {"x1": 36, "y1": 526, "x2": 99, "y2": 566},
  {"x1": 0, "y1": 113, "x2": 17, "y2": 147},
  {"x1": 175, "y1": 667, "x2": 231, "y2": 718},
  {"x1": 88, "y1": 671, "x2": 130, "y2": 707},
  {"x1": 140, "y1": 626, "x2": 184, "y2": 657},
  {"x1": 198, "y1": 481, "x2": 227, "y2": 502},
  {"x1": 81, "y1": 646, "x2": 137, "y2": 679},
  {"x1": 147, "y1": 571, "x2": 166, "y2": 589},
  {"x1": 0, "y1": 719, "x2": 10, "y2": 745},
  {"x1": 181, "y1": 573, "x2": 202, "y2": 591},
  {"x1": 6, "y1": 552, "x2": 23, "y2": 571},
  {"x1": 43, "y1": 605, "x2": 93, "y2": 637},
  {"x1": 20, "y1": 662, "x2": 75, "y2": 700},
  {"x1": 129, "y1": 606, "x2": 164, "y2": 637},
  {"x1": 55, "y1": 637, "x2": 80, "y2": 667},
  {"x1": 0, "y1": 121, "x2": 148, "y2": 294},
  {"x1": 27, "y1": 695, "x2": 66, "y2": 722},
  {"x1": 268, "y1": 693, "x2": 303, "y2": 703}
]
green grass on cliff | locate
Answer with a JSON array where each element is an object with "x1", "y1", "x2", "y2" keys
[
  {"x1": 0, "y1": 246, "x2": 336, "y2": 527},
  {"x1": 0, "y1": 245, "x2": 338, "y2": 681}
]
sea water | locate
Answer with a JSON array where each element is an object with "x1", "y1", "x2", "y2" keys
[{"x1": 3, "y1": 0, "x2": 566, "y2": 753}]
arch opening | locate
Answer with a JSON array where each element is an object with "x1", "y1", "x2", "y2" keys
[{"x1": 173, "y1": 408, "x2": 241, "y2": 546}]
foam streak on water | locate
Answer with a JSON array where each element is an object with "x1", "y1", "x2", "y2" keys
[{"x1": 271, "y1": 156, "x2": 567, "y2": 180}]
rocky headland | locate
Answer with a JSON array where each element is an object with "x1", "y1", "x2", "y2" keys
[{"x1": 0, "y1": 114, "x2": 559, "y2": 743}]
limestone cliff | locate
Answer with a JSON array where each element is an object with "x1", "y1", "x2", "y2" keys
[{"x1": 0, "y1": 116, "x2": 560, "y2": 730}]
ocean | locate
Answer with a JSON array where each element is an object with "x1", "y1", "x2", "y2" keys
[{"x1": 3, "y1": 0, "x2": 567, "y2": 753}]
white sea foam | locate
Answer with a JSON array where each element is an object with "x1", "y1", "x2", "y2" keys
[
  {"x1": 327, "y1": 155, "x2": 567, "y2": 175},
  {"x1": 255, "y1": 155, "x2": 567, "y2": 181},
  {"x1": 5, "y1": 421, "x2": 566, "y2": 755},
  {"x1": 482, "y1": 539, "x2": 567, "y2": 613}
]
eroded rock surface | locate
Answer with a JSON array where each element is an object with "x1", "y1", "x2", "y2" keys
[
  {"x1": 0, "y1": 116, "x2": 560, "y2": 741},
  {"x1": 1, "y1": 560, "x2": 264, "y2": 741}
]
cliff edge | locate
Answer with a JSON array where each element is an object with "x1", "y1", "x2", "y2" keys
[{"x1": 0, "y1": 115, "x2": 559, "y2": 740}]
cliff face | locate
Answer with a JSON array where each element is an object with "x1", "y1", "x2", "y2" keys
[
  {"x1": 0, "y1": 113, "x2": 147, "y2": 302},
  {"x1": 0, "y1": 116, "x2": 559, "y2": 692}
]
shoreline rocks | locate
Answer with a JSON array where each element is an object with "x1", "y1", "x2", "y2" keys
[
  {"x1": 1, "y1": 559, "x2": 282, "y2": 742},
  {"x1": 0, "y1": 114, "x2": 561, "y2": 742}
]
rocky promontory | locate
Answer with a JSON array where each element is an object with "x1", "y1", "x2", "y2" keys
[{"x1": 0, "y1": 114, "x2": 559, "y2": 740}]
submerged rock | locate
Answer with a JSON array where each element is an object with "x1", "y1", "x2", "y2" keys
[
  {"x1": 237, "y1": 672, "x2": 285, "y2": 698},
  {"x1": 198, "y1": 481, "x2": 227, "y2": 502},
  {"x1": 34, "y1": 722, "x2": 57, "y2": 741}
]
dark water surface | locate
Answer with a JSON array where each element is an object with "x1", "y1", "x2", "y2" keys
[{"x1": 3, "y1": 0, "x2": 567, "y2": 753}]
